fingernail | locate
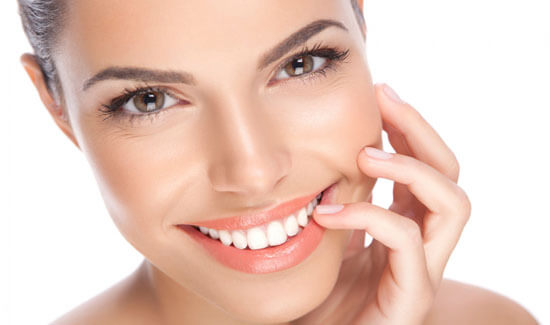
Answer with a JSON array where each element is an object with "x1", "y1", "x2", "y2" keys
[
  {"x1": 382, "y1": 83, "x2": 405, "y2": 104},
  {"x1": 316, "y1": 204, "x2": 344, "y2": 214},
  {"x1": 364, "y1": 147, "x2": 393, "y2": 160}
]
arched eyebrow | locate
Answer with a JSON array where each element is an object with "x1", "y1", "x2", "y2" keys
[{"x1": 81, "y1": 19, "x2": 348, "y2": 92}]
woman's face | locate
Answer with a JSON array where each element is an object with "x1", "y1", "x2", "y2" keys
[{"x1": 52, "y1": 0, "x2": 381, "y2": 322}]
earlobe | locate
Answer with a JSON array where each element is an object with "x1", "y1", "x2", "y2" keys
[{"x1": 20, "y1": 53, "x2": 81, "y2": 150}]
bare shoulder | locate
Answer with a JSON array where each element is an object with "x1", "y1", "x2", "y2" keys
[
  {"x1": 424, "y1": 278, "x2": 538, "y2": 325},
  {"x1": 49, "y1": 267, "x2": 161, "y2": 325}
]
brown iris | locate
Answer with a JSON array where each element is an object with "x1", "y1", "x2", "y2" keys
[
  {"x1": 133, "y1": 91, "x2": 165, "y2": 112},
  {"x1": 283, "y1": 55, "x2": 314, "y2": 77}
]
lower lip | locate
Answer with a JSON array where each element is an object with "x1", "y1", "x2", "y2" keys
[{"x1": 176, "y1": 184, "x2": 337, "y2": 274}]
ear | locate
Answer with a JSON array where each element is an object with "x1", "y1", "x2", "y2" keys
[{"x1": 20, "y1": 53, "x2": 81, "y2": 150}]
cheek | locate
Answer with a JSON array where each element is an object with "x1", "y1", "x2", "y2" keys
[
  {"x1": 279, "y1": 78, "x2": 381, "y2": 181},
  {"x1": 323, "y1": 88, "x2": 381, "y2": 187},
  {"x1": 75, "y1": 127, "x2": 196, "y2": 252},
  {"x1": 313, "y1": 87, "x2": 380, "y2": 157}
]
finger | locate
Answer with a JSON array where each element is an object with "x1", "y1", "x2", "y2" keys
[
  {"x1": 380, "y1": 120, "x2": 420, "y2": 216},
  {"x1": 384, "y1": 123, "x2": 417, "y2": 210},
  {"x1": 383, "y1": 121, "x2": 413, "y2": 156},
  {"x1": 358, "y1": 146, "x2": 471, "y2": 284},
  {"x1": 341, "y1": 193, "x2": 375, "y2": 260},
  {"x1": 375, "y1": 83, "x2": 460, "y2": 183},
  {"x1": 359, "y1": 147, "x2": 470, "y2": 219},
  {"x1": 313, "y1": 201, "x2": 431, "y2": 293}
]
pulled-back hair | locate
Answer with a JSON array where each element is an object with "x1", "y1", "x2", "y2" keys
[{"x1": 17, "y1": 0, "x2": 66, "y2": 98}]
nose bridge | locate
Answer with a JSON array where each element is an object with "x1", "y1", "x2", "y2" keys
[{"x1": 206, "y1": 92, "x2": 290, "y2": 196}]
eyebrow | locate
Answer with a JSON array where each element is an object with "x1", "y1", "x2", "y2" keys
[{"x1": 82, "y1": 19, "x2": 348, "y2": 91}]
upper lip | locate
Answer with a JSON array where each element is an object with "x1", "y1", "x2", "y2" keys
[{"x1": 182, "y1": 188, "x2": 325, "y2": 231}]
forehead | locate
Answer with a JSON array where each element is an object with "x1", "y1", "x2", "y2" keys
[{"x1": 62, "y1": 0, "x2": 348, "y2": 72}]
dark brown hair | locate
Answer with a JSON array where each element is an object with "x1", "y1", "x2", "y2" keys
[{"x1": 18, "y1": 0, "x2": 365, "y2": 100}]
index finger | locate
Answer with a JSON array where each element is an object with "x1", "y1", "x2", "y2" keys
[{"x1": 375, "y1": 83, "x2": 460, "y2": 183}]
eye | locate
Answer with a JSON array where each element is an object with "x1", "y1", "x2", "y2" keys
[
  {"x1": 275, "y1": 55, "x2": 327, "y2": 80},
  {"x1": 122, "y1": 90, "x2": 179, "y2": 114}
]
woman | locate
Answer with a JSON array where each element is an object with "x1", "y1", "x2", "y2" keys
[{"x1": 17, "y1": 0, "x2": 537, "y2": 324}]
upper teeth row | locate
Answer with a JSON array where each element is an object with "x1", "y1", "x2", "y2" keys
[{"x1": 196, "y1": 193, "x2": 322, "y2": 250}]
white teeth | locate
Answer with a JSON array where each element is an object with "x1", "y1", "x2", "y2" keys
[
  {"x1": 307, "y1": 194, "x2": 321, "y2": 216},
  {"x1": 247, "y1": 227, "x2": 268, "y2": 250},
  {"x1": 306, "y1": 201, "x2": 313, "y2": 215},
  {"x1": 208, "y1": 228, "x2": 219, "y2": 239},
  {"x1": 231, "y1": 230, "x2": 248, "y2": 249},
  {"x1": 267, "y1": 220, "x2": 288, "y2": 246},
  {"x1": 297, "y1": 207, "x2": 308, "y2": 227},
  {"x1": 219, "y1": 230, "x2": 233, "y2": 246},
  {"x1": 284, "y1": 214, "x2": 299, "y2": 236},
  {"x1": 195, "y1": 192, "x2": 322, "y2": 249}
]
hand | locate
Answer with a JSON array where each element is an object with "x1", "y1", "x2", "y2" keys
[{"x1": 311, "y1": 83, "x2": 471, "y2": 325}]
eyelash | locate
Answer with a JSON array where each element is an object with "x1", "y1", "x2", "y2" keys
[
  {"x1": 271, "y1": 41, "x2": 350, "y2": 86},
  {"x1": 98, "y1": 85, "x2": 179, "y2": 123},
  {"x1": 98, "y1": 42, "x2": 351, "y2": 123}
]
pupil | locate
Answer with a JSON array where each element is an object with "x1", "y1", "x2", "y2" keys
[
  {"x1": 143, "y1": 93, "x2": 156, "y2": 104},
  {"x1": 293, "y1": 57, "x2": 305, "y2": 69}
]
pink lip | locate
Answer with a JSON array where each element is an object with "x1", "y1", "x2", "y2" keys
[
  {"x1": 174, "y1": 182, "x2": 338, "y2": 274},
  {"x1": 177, "y1": 220, "x2": 326, "y2": 274},
  {"x1": 184, "y1": 189, "x2": 325, "y2": 230}
]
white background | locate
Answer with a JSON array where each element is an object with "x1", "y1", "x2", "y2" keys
[{"x1": 2, "y1": 0, "x2": 549, "y2": 324}]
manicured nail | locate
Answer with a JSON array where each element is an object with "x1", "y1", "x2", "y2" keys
[
  {"x1": 364, "y1": 147, "x2": 393, "y2": 160},
  {"x1": 382, "y1": 83, "x2": 405, "y2": 104},
  {"x1": 316, "y1": 204, "x2": 344, "y2": 214}
]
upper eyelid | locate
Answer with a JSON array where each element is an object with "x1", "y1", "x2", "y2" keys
[
  {"x1": 275, "y1": 46, "x2": 328, "y2": 72},
  {"x1": 108, "y1": 45, "x2": 344, "y2": 107},
  {"x1": 272, "y1": 45, "x2": 349, "y2": 82},
  {"x1": 111, "y1": 85, "x2": 180, "y2": 106}
]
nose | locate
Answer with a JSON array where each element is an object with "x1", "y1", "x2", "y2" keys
[{"x1": 206, "y1": 95, "x2": 291, "y2": 198}]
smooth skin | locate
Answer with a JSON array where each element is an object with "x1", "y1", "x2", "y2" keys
[{"x1": 19, "y1": 0, "x2": 537, "y2": 324}]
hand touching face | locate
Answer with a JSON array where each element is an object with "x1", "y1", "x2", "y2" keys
[{"x1": 309, "y1": 83, "x2": 471, "y2": 325}]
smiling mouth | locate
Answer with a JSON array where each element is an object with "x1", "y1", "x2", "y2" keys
[
  {"x1": 189, "y1": 191, "x2": 323, "y2": 250},
  {"x1": 174, "y1": 183, "x2": 337, "y2": 273}
]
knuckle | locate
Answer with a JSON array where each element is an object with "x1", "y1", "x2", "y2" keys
[
  {"x1": 453, "y1": 186, "x2": 472, "y2": 223},
  {"x1": 447, "y1": 156, "x2": 460, "y2": 181},
  {"x1": 401, "y1": 218, "x2": 423, "y2": 245}
]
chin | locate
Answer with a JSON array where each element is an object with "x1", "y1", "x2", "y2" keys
[{"x1": 205, "y1": 227, "x2": 352, "y2": 324}]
